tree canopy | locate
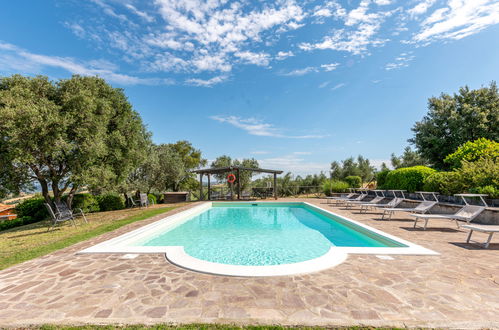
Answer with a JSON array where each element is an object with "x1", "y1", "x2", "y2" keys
[
  {"x1": 410, "y1": 82, "x2": 499, "y2": 169},
  {"x1": 0, "y1": 74, "x2": 150, "y2": 206},
  {"x1": 444, "y1": 138, "x2": 499, "y2": 169},
  {"x1": 330, "y1": 156, "x2": 375, "y2": 182},
  {"x1": 210, "y1": 156, "x2": 259, "y2": 192},
  {"x1": 390, "y1": 147, "x2": 428, "y2": 169}
]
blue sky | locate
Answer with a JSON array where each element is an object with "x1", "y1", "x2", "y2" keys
[{"x1": 1, "y1": 0, "x2": 499, "y2": 175}]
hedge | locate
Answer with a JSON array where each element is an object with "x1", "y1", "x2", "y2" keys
[
  {"x1": 384, "y1": 166, "x2": 436, "y2": 192},
  {"x1": 71, "y1": 193, "x2": 100, "y2": 213},
  {"x1": 376, "y1": 170, "x2": 390, "y2": 189},
  {"x1": 323, "y1": 180, "x2": 350, "y2": 196},
  {"x1": 0, "y1": 216, "x2": 37, "y2": 231},
  {"x1": 15, "y1": 197, "x2": 48, "y2": 221}
]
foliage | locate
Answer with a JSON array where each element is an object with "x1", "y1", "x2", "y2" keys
[
  {"x1": 444, "y1": 138, "x2": 499, "y2": 168},
  {"x1": 15, "y1": 197, "x2": 48, "y2": 220},
  {"x1": 330, "y1": 156, "x2": 375, "y2": 182},
  {"x1": 458, "y1": 157, "x2": 499, "y2": 193},
  {"x1": 344, "y1": 175, "x2": 362, "y2": 188},
  {"x1": 211, "y1": 156, "x2": 259, "y2": 192},
  {"x1": 97, "y1": 193, "x2": 125, "y2": 211},
  {"x1": 0, "y1": 75, "x2": 150, "y2": 207},
  {"x1": 391, "y1": 147, "x2": 428, "y2": 169},
  {"x1": 323, "y1": 180, "x2": 350, "y2": 196},
  {"x1": 147, "y1": 193, "x2": 157, "y2": 205},
  {"x1": 384, "y1": 166, "x2": 436, "y2": 192},
  {"x1": 0, "y1": 216, "x2": 37, "y2": 231},
  {"x1": 410, "y1": 82, "x2": 499, "y2": 169},
  {"x1": 376, "y1": 170, "x2": 391, "y2": 189},
  {"x1": 473, "y1": 185, "x2": 499, "y2": 199},
  {"x1": 423, "y1": 172, "x2": 466, "y2": 196},
  {"x1": 252, "y1": 172, "x2": 328, "y2": 197},
  {"x1": 70, "y1": 194, "x2": 100, "y2": 213}
]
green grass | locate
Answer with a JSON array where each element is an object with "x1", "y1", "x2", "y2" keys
[
  {"x1": 0, "y1": 205, "x2": 180, "y2": 270},
  {"x1": 38, "y1": 325, "x2": 406, "y2": 330}
]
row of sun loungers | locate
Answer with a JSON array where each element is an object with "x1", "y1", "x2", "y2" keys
[{"x1": 326, "y1": 191, "x2": 496, "y2": 248}]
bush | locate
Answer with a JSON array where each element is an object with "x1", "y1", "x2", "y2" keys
[
  {"x1": 444, "y1": 138, "x2": 499, "y2": 168},
  {"x1": 15, "y1": 197, "x2": 48, "y2": 221},
  {"x1": 459, "y1": 157, "x2": 499, "y2": 190},
  {"x1": 384, "y1": 166, "x2": 436, "y2": 192},
  {"x1": 71, "y1": 193, "x2": 100, "y2": 213},
  {"x1": 423, "y1": 172, "x2": 466, "y2": 196},
  {"x1": 0, "y1": 216, "x2": 36, "y2": 231},
  {"x1": 147, "y1": 193, "x2": 157, "y2": 205},
  {"x1": 345, "y1": 175, "x2": 362, "y2": 188},
  {"x1": 97, "y1": 193, "x2": 125, "y2": 211},
  {"x1": 473, "y1": 185, "x2": 499, "y2": 199},
  {"x1": 323, "y1": 180, "x2": 350, "y2": 196},
  {"x1": 376, "y1": 170, "x2": 390, "y2": 189}
]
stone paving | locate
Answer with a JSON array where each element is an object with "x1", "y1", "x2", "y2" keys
[{"x1": 0, "y1": 199, "x2": 498, "y2": 329}]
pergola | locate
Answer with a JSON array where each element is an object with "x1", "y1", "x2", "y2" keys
[{"x1": 192, "y1": 166, "x2": 283, "y2": 200}]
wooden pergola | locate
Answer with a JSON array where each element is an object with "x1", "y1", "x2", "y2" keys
[{"x1": 192, "y1": 166, "x2": 283, "y2": 200}]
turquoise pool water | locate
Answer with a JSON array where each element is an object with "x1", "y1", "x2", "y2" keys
[{"x1": 141, "y1": 203, "x2": 406, "y2": 266}]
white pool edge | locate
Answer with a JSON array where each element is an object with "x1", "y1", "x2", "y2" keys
[{"x1": 79, "y1": 201, "x2": 438, "y2": 277}]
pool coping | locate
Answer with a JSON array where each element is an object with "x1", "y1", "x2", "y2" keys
[{"x1": 79, "y1": 201, "x2": 438, "y2": 277}]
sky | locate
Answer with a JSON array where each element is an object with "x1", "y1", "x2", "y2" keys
[{"x1": 1, "y1": 0, "x2": 499, "y2": 175}]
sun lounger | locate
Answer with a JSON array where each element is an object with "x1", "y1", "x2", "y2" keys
[
  {"x1": 343, "y1": 194, "x2": 369, "y2": 208},
  {"x1": 326, "y1": 193, "x2": 355, "y2": 204},
  {"x1": 356, "y1": 196, "x2": 385, "y2": 212},
  {"x1": 361, "y1": 197, "x2": 404, "y2": 213},
  {"x1": 461, "y1": 224, "x2": 499, "y2": 249},
  {"x1": 381, "y1": 201, "x2": 437, "y2": 220},
  {"x1": 410, "y1": 205, "x2": 485, "y2": 230}
]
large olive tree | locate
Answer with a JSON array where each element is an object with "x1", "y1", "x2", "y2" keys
[
  {"x1": 0, "y1": 74, "x2": 150, "y2": 207},
  {"x1": 410, "y1": 82, "x2": 499, "y2": 169}
]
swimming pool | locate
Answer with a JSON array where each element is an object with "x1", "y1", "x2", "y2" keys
[{"x1": 81, "y1": 202, "x2": 437, "y2": 276}]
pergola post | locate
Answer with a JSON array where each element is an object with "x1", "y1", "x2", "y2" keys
[
  {"x1": 207, "y1": 174, "x2": 211, "y2": 201},
  {"x1": 273, "y1": 173, "x2": 278, "y2": 200},
  {"x1": 237, "y1": 168, "x2": 241, "y2": 200},
  {"x1": 199, "y1": 173, "x2": 203, "y2": 201}
]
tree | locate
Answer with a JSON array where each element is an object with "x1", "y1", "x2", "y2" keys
[
  {"x1": 329, "y1": 156, "x2": 375, "y2": 182},
  {"x1": 210, "y1": 156, "x2": 259, "y2": 192},
  {"x1": 391, "y1": 147, "x2": 428, "y2": 169},
  {"x1": 0, "y1": 75, "x2": 150, "y2": 207},
  {"x1": 410, "y1": 82, "x2": 499, "y2": 169}
]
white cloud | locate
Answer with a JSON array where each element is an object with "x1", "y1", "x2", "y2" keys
[
  {"x1": 331, "y1": 82, "x2": 346, "y2": 90},
  {"x1": 275, "y1": 51, "x2": 294, "y2": 60},
  {"x1": 210, "y1": 115, "x2": 327, "y2": 139},
  {"x1": 385, "y1": 52, "x2": 415, "y2": 70},
  {"x1": 407, "y1": 0, "x2": 437, "y2": 17},
  {"x1": 124, "y1": 4, "x2": 154, "y2": 22},
  {"x1": 280, "y1": 66, "x2": 318, "y2": 76},
  {"x1": 320, "y1": 62, "x2": 340, "y2": 71},
  {"x1": 319, "y1": 81, "x2": 330, "y2": 88},
  {"x1": 413, "y1": 0, "x2": 499, "y2": 42},
  {"x1": 374, "y1": 0, "x2": 392, "y2": 5},
  {"x1": 251, "y1": 151, "x2": 270, "y2": 155},
  {"x1": 300, "y1": 1, "x2": 393, "y2": 55},
  {"x1": 0, "y1": 42, "x2": 171, "y2": 85},
  {"x1": 185, "y1": 75, "x2": 229, "y2": 87},
  {"x1": 235, "y1": 51, "x2": 271, "y2": 66}
]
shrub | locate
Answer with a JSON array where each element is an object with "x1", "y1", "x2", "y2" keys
[
  {"x1": 0, "y1": 216, "x2": 36, "y2": 231},
  {"x1": 147, "y1": 193, "x2": 157, "y2": 205},
  {"x1": 444, "y1": 138, "x2": 499, "y2": 168},
  {"x1": 384, "y1": 166, "x2": 436, "y2": 192},
  {"x1": 97, "y1": 193, "x2": 125, "y2": 211},
  {"x1": 344, "y1": 175, "x2": 362, "y2": 188},
  {"x1": 458, "y1": 157, "x2": 499, "y2": 189},
  {"x1": 70, "y1": 193, "x2": 100, "y2": 213},
  {"x1": 15, "y1": 197, "x2": 48, "y2": 221},
  {"x1": 423, "y1": 172, "x2": 466, "y2": 196},
  {"x1": 376, "y1": 170, "x2": 390, "y2": 189},
  {"x1": 323, "y1": 180, "x2": 350, "y2": 196},
  {"x1": 473, "y1": 185, "x2": 499, "y2": 199}
]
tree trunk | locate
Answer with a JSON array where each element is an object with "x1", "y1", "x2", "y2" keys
[
  {"x1": 38, "y1": 178, "x2": 52, "y2": 207},
  {"x1": 66, "y1": 185, "x2": 78, "y2": 209}
]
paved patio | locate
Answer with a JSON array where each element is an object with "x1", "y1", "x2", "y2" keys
[{"x1": 0, "y1": 199, "x2": 498, "y2": 328}]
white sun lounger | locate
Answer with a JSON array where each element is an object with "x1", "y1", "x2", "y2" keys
[
  {"x1": 326, "y1": 193, "x2": 355, "y2": 204},
  {"x1": 381, "y1": 201, "x2": 437, "y2": 220},
  {"x1": 461, "y1": 224, "x2": 499, "y2": 249},
  {"x1": 356, "y1": 196, "x2": 385, "y2": 212},
  {"x1": 410, "y1": 205, "x2": 485, "y2": 230},
  {"x1": 361, "y1": 197, "x2": 404, "y2": 214},
  {"x1": 343, "y1": 193, "x2": 369, "y2": 208}
]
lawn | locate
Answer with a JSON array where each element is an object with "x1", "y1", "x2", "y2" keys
[{"x1": 0, "y1": 203, "x2": 185, "y2": 270}]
